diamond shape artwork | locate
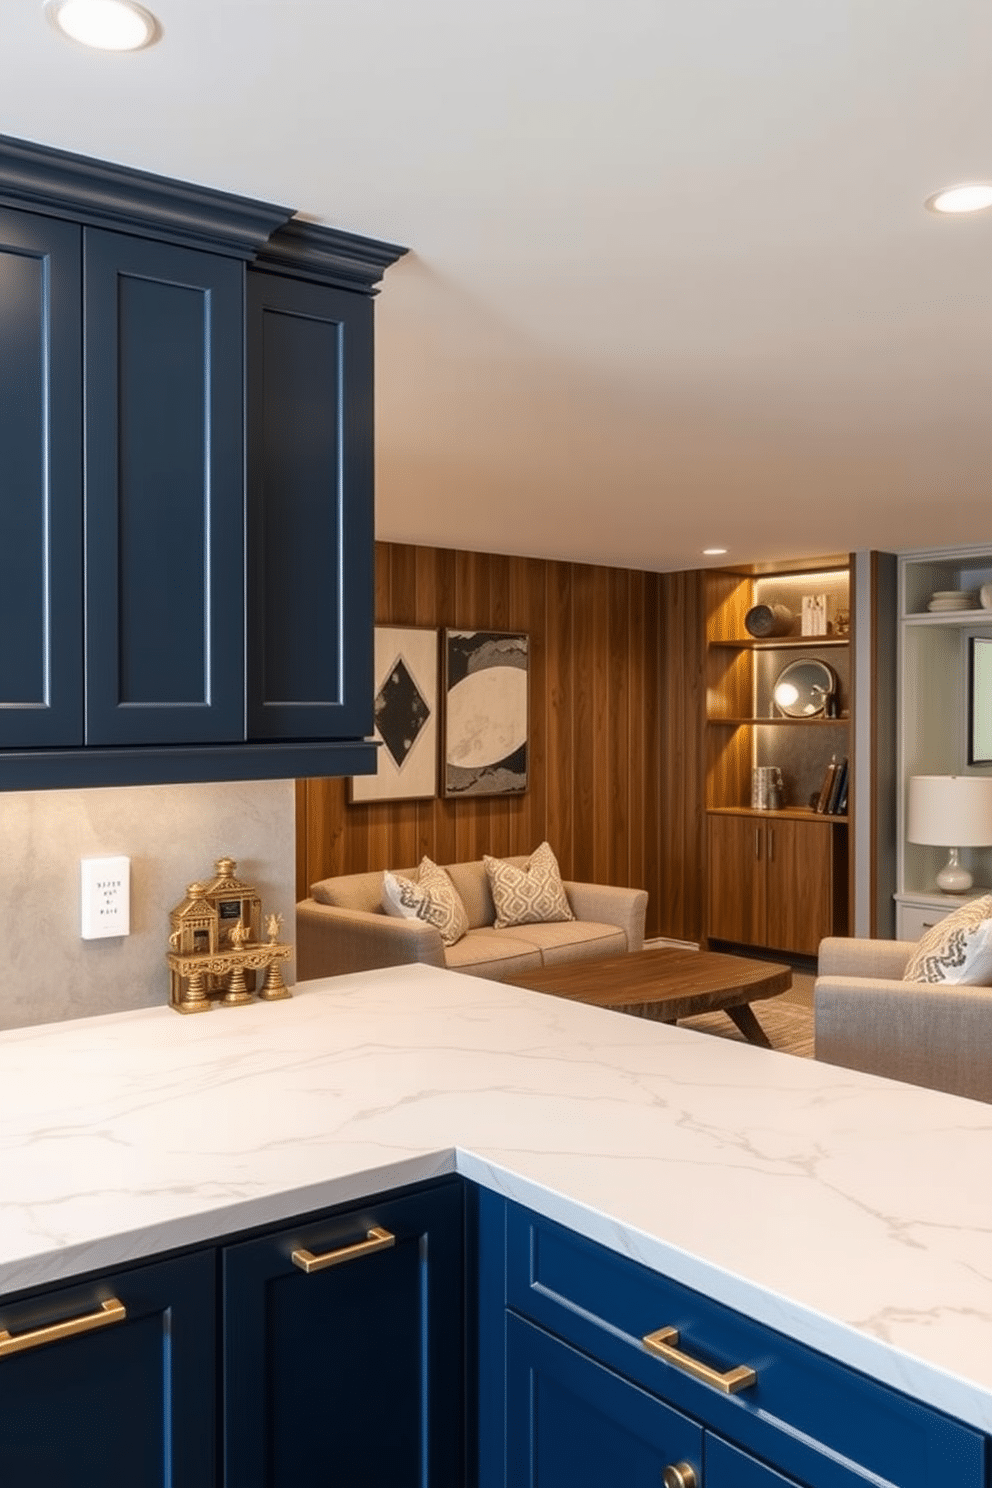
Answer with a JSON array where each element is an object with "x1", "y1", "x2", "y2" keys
[
  {"x1": 375, "y1": 655, "x2": 430, "y2": 769},
  {"x1": 350, "y1": 626, "x2": 439, "y2": 802}
]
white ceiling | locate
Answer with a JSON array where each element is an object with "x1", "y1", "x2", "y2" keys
[{"x1": 3, "y1": 1, "x2": 991, "y2": 571}]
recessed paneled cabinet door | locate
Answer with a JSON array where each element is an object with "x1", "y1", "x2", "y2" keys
[
  {"x1": 507, "y1": 1314, "x2": 705, "y2": 1488},
  {"x1": 0, "y1": 208, "x2": 83, "y2": 748},
  {"x1": 0, "y1": 1249, "x2": 215, "y2": 1487},
  {"x1": 706, "y1": 1435, "x2": 801, "y2": 1486},
  {"x1": 84, "y1": 229, "x2": 245, "y2": 746},
  {"x1": 222, "y1": 1180, "x2": 465, "y2": 1487},
  {"x1": 246, "y1": 270, "x2": 375, "y2": 742}
]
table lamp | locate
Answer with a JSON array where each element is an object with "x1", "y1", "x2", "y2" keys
[{"x1": 907, "y1": 775, "x2": 992, "y2": 893}]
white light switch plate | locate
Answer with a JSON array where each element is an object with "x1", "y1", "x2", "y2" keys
[{"x1": 81, "y1": 855, "x2": 131, "y2": 939}]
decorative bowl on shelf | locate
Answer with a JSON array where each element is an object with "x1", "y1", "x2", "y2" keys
[{"x1": 927, "y1": 589, "x2": 977, "y2": 612}]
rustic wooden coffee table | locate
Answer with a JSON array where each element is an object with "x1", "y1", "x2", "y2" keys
[{"x1": 505, "y1": 945, "x2": 791, "y2": 1047}]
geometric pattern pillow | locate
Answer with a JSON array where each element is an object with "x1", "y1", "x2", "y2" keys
[
  {"x1": 903, "y1": 894, "x2": 992, "y2": 984},
  {"x1": 484, "y1": 841, "x2": 575, "y2": 930},
  {"x1": 381, "y1": 857, "x2": 469, "y2": 947}
]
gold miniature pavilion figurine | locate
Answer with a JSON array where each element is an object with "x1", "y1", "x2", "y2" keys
[{"x1": 167, "y1": 857, "x2": 292, "y2": 1014}]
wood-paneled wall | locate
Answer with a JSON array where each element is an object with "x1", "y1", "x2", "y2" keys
[{"x1": 296, "y1": 543, "x2": 706, "y2": 942}]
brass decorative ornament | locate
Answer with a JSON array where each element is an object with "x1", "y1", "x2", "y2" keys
[{"x1": 167, "y1": 858, "x2": 292, "y2": 1014}]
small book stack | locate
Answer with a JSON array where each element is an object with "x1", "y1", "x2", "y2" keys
[{"x1": 815, "y1": 755, "x2": 848, "y2": 816}]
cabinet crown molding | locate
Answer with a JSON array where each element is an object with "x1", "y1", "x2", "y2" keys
[
  {"x1": 0, "y1": 133, "x2": 290, "y2": 257},
  {"x1": 253, "y1": 217, "x2": 408, "y2": 293}
]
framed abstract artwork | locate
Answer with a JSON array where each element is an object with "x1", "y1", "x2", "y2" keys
[
  {"x1": 349, "y1": 626, "x2": 438, "y2": 803},
  {"x1": 443, "y1": 630, "x2": 529, "y2": 797}
]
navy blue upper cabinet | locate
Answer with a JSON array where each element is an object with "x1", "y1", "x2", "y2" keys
[
  {"x1": 0, "y1": 135, "x2": 405, "y2": 789},
  {"x1": 246, "y1": 269, "x2": 374, "y2": 742},
  {"x1": 85, "y1": 230, "x2": 246, "y2": 746},
  {"x1": 0, "y1": 207, "x2": 83, "y2": 748}
]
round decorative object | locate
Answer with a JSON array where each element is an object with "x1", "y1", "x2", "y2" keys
[
  {"x1": 980, "y1": 583, "x2": 992, "y2": 611},
  {"x1": 744, "y1": 603, "x2": 793, "y2": 638},
  {"x1": 927, "y1": 591, "x2": 976, "y2": 612},
  {"x1": 772, "y1": 658, "x2": 837, "y2": 717},
  {"x1": 935, "y1": 848, "x2": 974, "y2": 894}
]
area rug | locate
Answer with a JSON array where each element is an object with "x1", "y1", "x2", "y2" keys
[{"x1": 677, "y1": 1000, "x2": 815, "y2": 1059}]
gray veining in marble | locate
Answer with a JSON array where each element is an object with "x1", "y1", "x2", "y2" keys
[
  {"x1": 1, "y1": 963, "x2": 991, "y2": 1433},
  {"x1": 0, "y1": 779, "x2": 295, "y2": 1029}
]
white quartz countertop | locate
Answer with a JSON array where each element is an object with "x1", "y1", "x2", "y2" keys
[{"x1": 2, "y1": 965, "x2": 991, "y2": 1433}]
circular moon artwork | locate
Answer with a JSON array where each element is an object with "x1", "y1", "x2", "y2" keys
[
  {"x1": 447, "y1": 668, "x2": 527, "y2": 764},
  {"x1": 444, "y1": 631, "x2": 529, "y2": 796}
]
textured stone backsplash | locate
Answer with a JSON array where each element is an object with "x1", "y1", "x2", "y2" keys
[{"x1": 0, "y1": 779, "x2": 295, "y2": 1030}]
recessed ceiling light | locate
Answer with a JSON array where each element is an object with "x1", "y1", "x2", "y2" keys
[
  {"x1": 924, "y1": 183, "x2": 992, "y2": 215},
  {"x1": 703, "y1": 548, "x2": 728, "y2": 557},
  {"x1": 44, "y1": 0, "x2": 160, "y2": 52}
]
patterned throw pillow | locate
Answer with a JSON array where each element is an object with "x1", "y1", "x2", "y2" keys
[
  {"x1": 381, "y1": 858, "x2": 468, "y2": 947},
  {"x1": 484, "y1": 841, "x2": 575, "y2": 930},
  {"x1": 903, "y1": 894, "x2": 992, "y2": 984}
]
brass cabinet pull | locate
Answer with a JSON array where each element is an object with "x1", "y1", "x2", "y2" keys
[
  {"x1": 642, "y1": 1326, "x2": 756, "y2": 1394},
  {"x1": 662, "y1": 1464, "x2": 698, "y2": 1488},
  {"x1": 754, "y1": 828, "x2": 761, "y2": 860},
  {"x1": 0, "y1": 1297, "x2": 126, "y2": 1359},
  {"x1": 292, "y1": 1225, "x2": 395, "y2": 1274},
  {"x1": 768, "y1": 826, "x2": 775, "y2": 862}
]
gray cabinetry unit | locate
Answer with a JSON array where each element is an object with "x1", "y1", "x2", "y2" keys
[{"x1": 895, "y1": 546, "x2": 992, "y2": 936}]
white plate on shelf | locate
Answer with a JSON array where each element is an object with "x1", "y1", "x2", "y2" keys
[
  {"x1": 981, "y1": 583, "x2": 992, "y2": 611},
  {"x1": 928, "y1": 598, "x2": 976, "y2": 611}
]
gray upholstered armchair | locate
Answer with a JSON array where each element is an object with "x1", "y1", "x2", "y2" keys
[{"x1": 814, "y1": 937, "x2": 992, "y2": 1103}]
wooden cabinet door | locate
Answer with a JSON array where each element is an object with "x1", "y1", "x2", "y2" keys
[
  {"x1": 0, "y1": 1249, "x2": 215, "y2": 1487},
  {"x1": 765, "y1": 819, "x2": 834, "y2": 957},
  {"x1": 246, "y1": 271, "x2": 374, "y2": 742},
  {"x1": 222, "y1": 1179, "x2": 465, "y2": 1488},
  {"x1": 84, "y1": 229, "x2": 245, "y2": 746},
  {"x1": 707, "y1": 814, "x2": 766, "y2": 947},
  {"x1": 0, "y1": 208, "x2": 83, "y2": 748},
  {"x1": 507, "y1": 1314, "x2": 702, "y2": 1488}
]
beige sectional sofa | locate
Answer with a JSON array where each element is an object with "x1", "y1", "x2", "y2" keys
[
  {"x1": 297, "y1": 857, "x2": 648, "y2": 982},
  {"x1": 815, "y1": 937, "x2": 992, "y2": 1103}
]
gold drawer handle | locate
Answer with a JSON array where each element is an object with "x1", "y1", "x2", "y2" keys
[
  {"x1": 292, "y1": 1225, "x2": 395, "y2": 1274},
  {"x1": 642, "y1": 1325, "x2": 757, "y2": 1394},
  {"x1": 0, "y1": 1297, "x2": 126, "y2": 1359}
]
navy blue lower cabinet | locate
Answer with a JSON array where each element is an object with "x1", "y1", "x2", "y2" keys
[
  {"x1": 222, "y1": 1179, "x2": 465, "y2": 1487},
  {"x1": 507, "y1": 1313, "x2": 703, "y2": 1487},
  {"x1": 0, "y1": 1248, "x2": 215, "y2": 1487},
  {"x1": 706, "y1": 1435, "x2": 802, "y2": 1486},
  {"x1": 497, "y1": 1200, "x2": 987, "y2": 1488}
]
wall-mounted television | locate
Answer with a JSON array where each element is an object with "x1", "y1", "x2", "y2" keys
[{"x1": 969, "y1": 636, "x2": 992, "y2": 765}]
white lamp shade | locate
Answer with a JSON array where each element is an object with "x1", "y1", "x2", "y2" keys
[{"x1": 907, "y1": 775, "x2": 992, "y2": 847}]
